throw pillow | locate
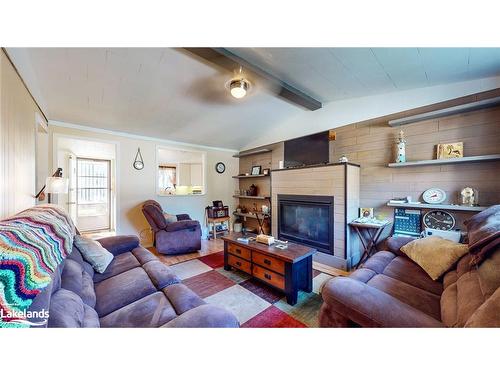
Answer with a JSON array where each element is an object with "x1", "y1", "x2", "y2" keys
[
  {"x1": 400, "y1": 236, "x2": 468, "y2": 281},
  {"x1": 74, "y1": 235, "x2": 114, "y2": 273},
  {"x1": 164, "y1": 213, "x2": 178, "y2": 224}
]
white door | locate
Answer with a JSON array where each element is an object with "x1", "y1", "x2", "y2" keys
[{"x1": 76, "y1": 158, "x2": 111, "y2": 232}]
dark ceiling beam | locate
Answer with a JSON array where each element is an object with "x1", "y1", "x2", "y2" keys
[{"x1": 184, "y1": 48, "x2": 322, "y2": 111}]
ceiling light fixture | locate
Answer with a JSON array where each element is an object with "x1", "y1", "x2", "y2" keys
[{"x1": 229, "y1": 78, "x2": 250, "y2": 99}]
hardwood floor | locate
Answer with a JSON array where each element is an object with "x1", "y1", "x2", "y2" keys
[
  {"x1": 148, "y1": 238, "x2": 224, "y2": 266},
  {"x1": 149, "y1": 238, "x2": 350, "y2": 277}
]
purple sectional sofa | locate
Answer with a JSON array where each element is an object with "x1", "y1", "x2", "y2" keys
[{"x1": 30, "y1": 235, "x2": 239, "y2": 328}]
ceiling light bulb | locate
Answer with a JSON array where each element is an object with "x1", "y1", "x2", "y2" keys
[{"x1": 230, "y1": 79, "x2": 249, "y2": 99}]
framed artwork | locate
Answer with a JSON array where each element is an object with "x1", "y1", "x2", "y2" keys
[
  {"x1": 437, "y1": 142, "x2": 463, "y2": 159},
  {"x1": 251, "y1": 165, "x2": 262, "y2": 175},
  {"x1": 262, "y1": 168, "x2": 270, "y2": 175}
]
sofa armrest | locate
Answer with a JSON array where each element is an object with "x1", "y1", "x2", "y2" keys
[
  {"x1": 176, "y1": 214, "x2": 191, "y2": 221},
  {"x1": 322, "y1": 277, "x2": 444, "y2": 327},
  {"x1": 385, "y1": 236, "x2": 415, "y2": 256},
  {"x1": 162, "y1": 304, "x2": 239, "y2": 328},
  {"x1": 165, "y1": 220, "x2": 200, "y2": 232},
  {"x1": 97, "y1": 235, "x2": 140, "y2": 256}
]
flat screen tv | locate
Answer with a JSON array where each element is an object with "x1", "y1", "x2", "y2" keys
[{"x1": 284, "y1": 131, "x2": 330, "y2": 168}]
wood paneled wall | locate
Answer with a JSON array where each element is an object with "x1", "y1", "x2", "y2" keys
[
  {"x1": 0, "y1": 50, "x2": 40, "y2": 218},
  {"x1": 330, "y1": 106, "x2": 500, "y2": 229}
]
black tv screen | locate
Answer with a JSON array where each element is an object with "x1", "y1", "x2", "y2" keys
[{"x1": 284, "y1": 131, "x2": 330, "y2": 168}]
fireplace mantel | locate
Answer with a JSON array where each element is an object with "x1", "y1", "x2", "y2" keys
[{"x1": 271, "y1": 163, "x2": 360, "y2": 270}]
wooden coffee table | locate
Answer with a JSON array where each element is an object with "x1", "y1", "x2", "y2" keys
[{"x1": 222, "y1": 233, "x2": 316, "y2": 305}]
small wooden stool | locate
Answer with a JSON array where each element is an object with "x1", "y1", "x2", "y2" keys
[{"x1": 206, "y1": 216, "x2": 231, "y2": 240}]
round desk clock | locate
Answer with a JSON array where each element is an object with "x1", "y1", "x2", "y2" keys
[
  {"x1": 423, "y1": 210, "x2": 455, "y2": 231},
  {"x1": 422, "y1": 188, "x2": 446, "y2": 204}
]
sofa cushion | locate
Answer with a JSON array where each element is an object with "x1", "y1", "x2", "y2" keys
[
  {"x1": 92, "y1": 251, "x2": 141, "y2": 283},
  {"x1": 400, "y1": 236, "x2": 468, "y2": 280},
  {"x1": 383, "y1": 256, "x2": 443, "y2": 296},
  {"x1": 61, "y1": 259, "x2": 97, "y2": 308},
  {"x1": 455, "y1": 269, "x2": 486, "y2": 327},
  {"x1": 362, "y1": 251, "x2": 395, "y2": 274},
  {"x1": 94, "y1": 267, "x2": 157, "y2": 317},
  {"x1": 165, "y1": 220, "x2": 200, "y2": 232},
  {"x1": 100, "y1": 292, "x2": 178, "y2": 328},
  {"x1": 465, "y1": 287, "x2": 500, "y2": 327},
  {"x1": 440, "y1": 282, "x2": 458, "y2": 327},
  {"x1": 48, "y1": 289, "x2": 99, "y2": 328},
  {"x1": 142, "y1": 204, "x2": 167, "y2": 231},
  {"x1": 74, "y1": 235, "x2": 114, "y2": 273},
  {"x1": 67, "y1": 247, "x2": 95, "y2": 278},
  {"x1": 367, "y1": 274, "x2": 441, "y2": 320},
  {"x1": 464, "y1": 204, "x2": 500, "y2": 265},
  {"x1": 132, "y1": 246, "x2": 158, "y2": 265},
  {"x1": 142, "y1": 260, "x2": 180, "y2": 289},
  {"x1": 162, "y1": 283, "x2": 205, "y2": 315},
  {"x1": 477, "y1": 247, "x2": 500, "y2": 299}
]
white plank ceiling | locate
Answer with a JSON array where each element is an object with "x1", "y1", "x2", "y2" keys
[{"x1": 7, "y1": 48, "x2": 500, "y2": 149}]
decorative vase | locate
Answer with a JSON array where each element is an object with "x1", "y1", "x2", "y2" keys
[{"x1": 395, "y1": 130, "x2": 406, "y2": 163}]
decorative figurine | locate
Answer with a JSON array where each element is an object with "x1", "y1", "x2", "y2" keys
[
  {"x1": 338, "y1": 155, "x2": 349, "y2": 163},
  {"x1": 395, "y1": 130, "x2": 406, "y2": 163},
  {"x1": 460, "y1": 187, "x2": 479, "y2": 206}
]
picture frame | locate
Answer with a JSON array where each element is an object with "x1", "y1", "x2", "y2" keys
[
  {"x1": 360, "y1": 207, "x2": 374, "y2": 219},
  {"x1": 262, "y1": 168, "x2": 270, "y2": 175},
  {"x1": 251, "y1": 165, "x2": 262, "y2": 175},
  {"x1": 436, "y1": 142, "x2": 463, "y2": 159}
]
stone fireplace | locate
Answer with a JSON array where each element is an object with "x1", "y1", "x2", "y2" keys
[
  {"x1": 278, "y1": 194, "x2": 334, "y2": 255},
  {"x1": 271, "y1": 163, "x2": 360, "y2": 270}
]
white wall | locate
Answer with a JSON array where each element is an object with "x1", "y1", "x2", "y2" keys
[
  {"x1": 49, "y1": 122, "x2": 239, "y2": 246},
  {"x1": 0, "y1": 50, "x2": 40, "y2": 218},
  {"x1": 242, "y1": 75, "x2": 500, "y2": 150}
]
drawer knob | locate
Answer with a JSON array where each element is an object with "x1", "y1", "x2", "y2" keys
[
  {"x1": 264, "y1": 273, "x2": 271, "y2": 280},
  {"x1": 264, "y1": 259, "x2": 271, "y2": 265},
  {"x1": 236, "y1": 261, "x2": 241, "y2": 267}
]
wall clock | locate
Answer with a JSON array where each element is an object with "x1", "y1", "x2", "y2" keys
[
  {"x1": 423, "y1": 210, "x2": 455, "y2": 231},
  {"x1": 422, "y1": 188, "x2": 446, "y2": 204},
  {"x1": 133, "y1": 148, "x2": 144, "y2": 170},
  {"x1": 215, "y1": 162, "x2": 226, "y2": 174}
]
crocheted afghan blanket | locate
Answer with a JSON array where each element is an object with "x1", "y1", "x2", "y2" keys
[{"x1": 0, "y1": 205, "x2": 75, "y2": 327}]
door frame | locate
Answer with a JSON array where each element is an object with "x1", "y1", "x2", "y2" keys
[
  {"x1": 76, "y1": 157, "x2": 112, "y2": 233},
  {"x1": 52, "y1": 133, "x2": 119, "y2": 233}
]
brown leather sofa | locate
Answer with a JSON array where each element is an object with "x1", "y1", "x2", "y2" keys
[{"x1": 319, "y1": 206, "x2": 500, "y2": 328}]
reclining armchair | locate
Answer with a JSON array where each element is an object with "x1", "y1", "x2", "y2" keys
[{"x1": 142, "y1": 200, "x2": 201, "y2": 255}]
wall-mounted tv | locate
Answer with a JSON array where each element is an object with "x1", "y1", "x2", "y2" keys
[{"x1": 284, "y1": 131, "x2": 330, "y2": 168}]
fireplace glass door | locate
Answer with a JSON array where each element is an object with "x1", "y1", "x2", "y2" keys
[{"x1": 278, "y1": 195, "x2": 334, "y2": 254}]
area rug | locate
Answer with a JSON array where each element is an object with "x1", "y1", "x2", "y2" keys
[{"x1": 168, "y1": 251, "x2": 334, "y2": 328}]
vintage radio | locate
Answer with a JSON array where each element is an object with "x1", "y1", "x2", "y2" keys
[{"x1": 206, "y1": 204, "x2": 229, "y2": 218}]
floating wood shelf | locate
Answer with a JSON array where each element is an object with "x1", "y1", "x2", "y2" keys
[
  {"x1": 387, "y1": 154, "x2": 500, "y2": 168},
  {"x1": 233, "y1": 212, "x2": 270, "y2": 219},
  {"x1": 233, "y1": 195, "x2": 270, "y2": 200},
  {"x1": 232, "y1": 148, "x2": 272, "y2": 158},
  {"x1": 388, "y1": 97, "x2": 500, "y2": 127},
  {"x1": 387, "y1": 202, "x2": 488, "y2": 212},
  {"x1": 232, "y1": 174, "x2": 270, "y2": 179}
]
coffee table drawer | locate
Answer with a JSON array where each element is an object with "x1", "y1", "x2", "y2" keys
[
  {"x1": 253, "y1": 265, "x2": 285, "y2": 290},
  {"x1": 227, "y1": 254, "x2": 252, "y2": 274},
  {"x1": 252, "y1": 252, "x2": 285, "y2": 274},
  {"x1": 227, "y1": 243, "x2": 251, "y2": 261}
]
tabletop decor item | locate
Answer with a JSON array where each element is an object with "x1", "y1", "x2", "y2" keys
[
  {"x1": 215, "y1": 162, "x2": 226, "y2": 174},
  {"x1": 338, "y1": 155, "x2": 349, "y2": 162},
  {"x1": 460, "y1": 187, "x2": 479, "y2": 206},
  {"x1": 246, "y1": 184, "x2": 258, "y2": 196},
  {"x1": 262, "y1": 168, "x2": 270, "y2": 175},
  {"x1": 133, "y1": 148, "x2": 144, "y2": 170},
  {"x1": 395, "y1": 130, "x2": 406, "y2": 163},
  {"x1": 251, "y1": 165, "x2": 261, "y2": 175},
  {"x1": 422, "y1": 188, "x2": 447, "y2": 204},
  {"x1": 437, "y1": 142, "x2": 463, "y2": 159},
  {"x1": 360, "y1": 207, "x2": 374, "y2": 218}
]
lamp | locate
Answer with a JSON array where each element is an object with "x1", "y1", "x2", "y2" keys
[
  {"x1": 35, "y1": 168, "x2": 68, "y2": 204},
  {"x1": 229, "y1": 78, "x2": 250, "y2": 99}
]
